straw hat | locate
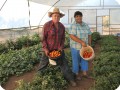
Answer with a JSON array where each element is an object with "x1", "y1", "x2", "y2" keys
[{"x1": 48, "y1": 7, "x2": 65, "y2": 18}]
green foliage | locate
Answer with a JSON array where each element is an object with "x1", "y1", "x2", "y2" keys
[
  {"x1": 9, "y1": 50, "x2": 71, "y2": 90},
  {"x1": 65, "y1": 49, "x2": 72, "y2": 67},
  {"x1": 94, "y1": 35, "x2": 120, "y2": 90},
  {"x1": 5, "y1": 39, "x2": 16, "y2": 50},
  {"x1": 15, "y1": 66, "x2": 68, "y2": 90},
  {"x1": 15, "y1": 35, "x2": 31, "y2": 49},
  {"x1": 64, "y1": 31, "x2": 70, "y2": 48},
  {"x1": 91, "y1": 32, "x2": 101, "y2": 47},
  {"x1": 0, "y1": 45, "x2": 72, "y2": 89},
  {"x1": 0, "y1": 44, "x2": 42, "y2": 84},
  {"x1": 31, "y1": 33, "x2": 41, "y2": 45},
  {"x1": 91, "y1": 32, "x2": 101, "y2": 42},
  {"x1": 0, "y1": 43, "x2": 8, "y2": 54},
  {"x1": 0, "y1": 33, "x2": 41, "y2": 54},
  {"x1": 0, "y1": 32, "x2": 69, "y2": 54}
]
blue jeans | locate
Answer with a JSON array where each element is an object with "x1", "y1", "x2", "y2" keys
[{"x1": 71, "y1": 48, "x2": 88, "y2": 74}]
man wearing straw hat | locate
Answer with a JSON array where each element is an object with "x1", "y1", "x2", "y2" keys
[{"x1": 38, "y1": 7, "x2": 77, "y2": 86}]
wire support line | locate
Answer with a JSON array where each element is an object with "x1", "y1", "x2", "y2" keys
[{"x1": 0, "y1": 0, "x2": 8, "y2": 12}]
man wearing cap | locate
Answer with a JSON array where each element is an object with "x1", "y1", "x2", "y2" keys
[
  {"x1": 69, "y1": 11, "x2": 92, "y2": 80},
  {"x1": 38, "y1": 7, "x2": 77, "y2": 86}
]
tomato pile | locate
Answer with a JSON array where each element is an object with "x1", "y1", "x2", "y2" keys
[
  {"x1": 83, "y1": 50, "x2": 92, "y2": 58},
  {"x1": 49, "y1": 50, "x2": 61, "y2": 58}
]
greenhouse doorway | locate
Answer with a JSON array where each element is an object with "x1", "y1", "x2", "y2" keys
[
  {"x1": 97, "y1": 16, "x2": 103, "y2": 34},
  {"x1": 97, "y1": 16, "x2": 110, "y2": 35},
  {"x1": 102, "y1": 16, "x2": 110, "y2": 35}
]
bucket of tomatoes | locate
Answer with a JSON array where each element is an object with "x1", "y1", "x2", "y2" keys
[
  {"x1": 80, "y1": 45, "x2": 95, "y2": 61},
  {"x1": 48, "y1": 50, "x2": 62, "y2": 65}
]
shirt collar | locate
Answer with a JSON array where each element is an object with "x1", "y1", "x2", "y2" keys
[
  {"x1": 50, "y1": 20, "x2": 60, "y2": 27},
  {"x1": 73, "y1": 21, "x2": 84, "y2": 26}
]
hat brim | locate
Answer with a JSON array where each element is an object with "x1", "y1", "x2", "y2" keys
[{"x1": 48, "y1": 12, "x2": 65, "y2": 18}]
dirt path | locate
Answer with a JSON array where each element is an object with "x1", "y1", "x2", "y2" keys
[
  {"x1": 2, "y1": 43, "x2": 100, "y2": 90},
  {"x1": 67, "y1": 55, "x2": 95, "y2": 90},
  {"x1": 2, "y1": 64, "x2": 39, "y2": 90},
  {"x1": 3, "y1": 72, "x2": 35, "y2": 90}
]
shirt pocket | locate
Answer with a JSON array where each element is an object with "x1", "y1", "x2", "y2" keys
[{"x1": 49, "y1": 30, "x2": 55, "y2": 36}]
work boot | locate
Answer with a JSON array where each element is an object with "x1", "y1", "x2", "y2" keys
[
  {"x1": 76, "y1": 74, "x2": 82, "y2": 81},
  {"x1": 76, "y1": 76, "x2": 82, "y2": 80},
  {"x1": 82, "y1": 75, "x2": 93, "y2": 79},
  {"x1": 70, "y1": 80, "x2": 77, "y2": 87}
]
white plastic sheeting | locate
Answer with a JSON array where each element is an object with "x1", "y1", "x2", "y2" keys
[
  {"x1": 110, "y1": 9, "x2": 120, "y2": 24},
  {"x1": 0, "y1": 0, "x2": 120, "y2": 35},
  {"x1": 30, "y1": 0, "x2": 120, "y2": 7}
]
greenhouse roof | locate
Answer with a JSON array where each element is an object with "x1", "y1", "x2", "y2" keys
[{"x1": 0, "y1": 0, "x2": 120, "y2": 29}]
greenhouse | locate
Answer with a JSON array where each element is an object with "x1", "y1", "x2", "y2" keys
[{"x1": 0, "y1": 0, "x2": 120, "y2": 90}]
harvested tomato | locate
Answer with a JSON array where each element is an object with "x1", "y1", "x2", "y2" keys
[
  {"x1": 49, "y1": 50, "x2": 61, "y2": 58},
  {"x1": 83, "y1": 50, "x2": 92, "y2": 58}
]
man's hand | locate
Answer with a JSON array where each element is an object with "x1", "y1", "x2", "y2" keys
[
  {"x1": 58, "y1": 48, "x2": 63, "y2": 52},
  {"x1": 70, "y1": 34, "x2": 87, "y2": 47},
  {"x1": 45, "y1": 49, "x2": 49, "y2": 56},
  {"x1": 88, "y1": 43, "x2": 91, "y2": 46},
  {"x1": 81, "y1": 42, "x2": 87, "y2": 47}
]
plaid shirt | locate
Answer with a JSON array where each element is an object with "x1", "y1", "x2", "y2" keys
[
  {"x1": 69, "y1": 21, "x2": 92, "y2": 50},
  {"x1": 42, "y1": 20, "x2": 65, "y2": 51}
]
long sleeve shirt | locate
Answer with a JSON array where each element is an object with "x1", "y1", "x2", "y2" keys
[{"x1": 42, "y1": 20, "x2": 65, "y2": 51}]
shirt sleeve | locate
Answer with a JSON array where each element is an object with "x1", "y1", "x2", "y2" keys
[
  {"x1": 61, "y1": 28, "x2": 65, "y2": 49},
  {"x1": 42, "y1": 23, "x2": 48, "y2": 51},
  {"x1": 59, "y1": 24, "x2": 65, "y2": 50},
  {"x1": 69, "y1": 24, "x2": 76, "y2": 36},
  {"x1": 87, "y1": 25, "x2": 92, "y2": 35}
]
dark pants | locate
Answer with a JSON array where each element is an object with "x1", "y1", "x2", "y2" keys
[{"x1": 38, "y1": 50, "x2": 75, "y2": 81}]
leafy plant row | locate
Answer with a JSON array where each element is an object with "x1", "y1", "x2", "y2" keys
[
  {"x1": 0, "y1": 31, "x2": 98, "y2": 89},
  {"x1": 14, "y1": 50, "x2": 71, "y2": 90},
  {"x1": 0, "y1": 33, "x2": 70, "y2": 54},
  {"x1": 91, "y1": 32, "x2": 101, "y2": 47},
  {"x1": 15, "y1": 65, "x2": 68, "y2": 90},
  {"x1": 0, "y1": 44, "x2": 42, "y2": 84},
  {"x1": 94, "y1": 35, "x2": 120, "y2": 90},
  {"x1": 0, "y1": 33, "x2": 41, "y2": 54}
]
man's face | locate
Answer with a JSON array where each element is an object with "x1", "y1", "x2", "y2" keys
[
  {"x1": 51, "y1": 13, "x2": 60, "y2": 23},
  {"x1": 75, "y1": 15, "x2": 82, "y2": 23}
]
